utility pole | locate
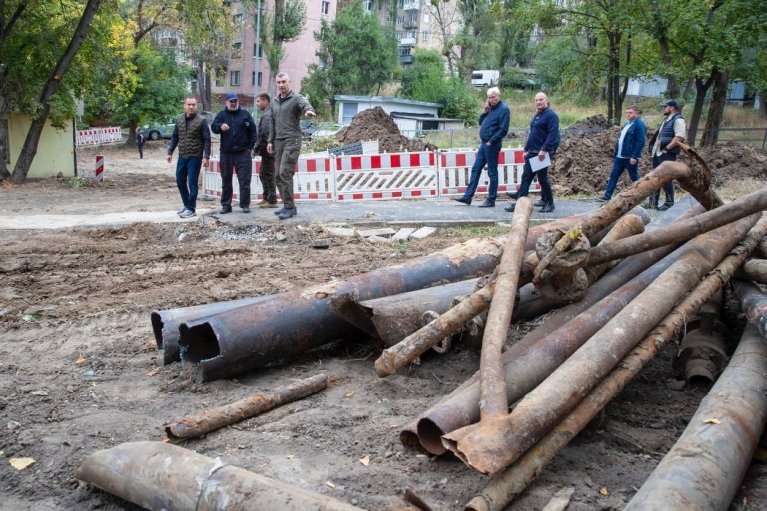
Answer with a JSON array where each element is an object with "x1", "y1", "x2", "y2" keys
[{"x1": 254, "y1": 0, "x2": 262, "y2": 116}]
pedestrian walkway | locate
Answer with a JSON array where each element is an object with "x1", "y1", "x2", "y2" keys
[{"x1": 0, "y1": 198, "x2": 600, "y2": 230}]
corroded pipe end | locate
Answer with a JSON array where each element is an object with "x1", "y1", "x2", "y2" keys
[
  {"x1": 150, "y1": 311, "x2": 164, "y2": 349},
  {"x1": 416, "y1": 418, "x2": 449, "y2": 455}
]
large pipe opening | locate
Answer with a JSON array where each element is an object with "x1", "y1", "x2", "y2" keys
[{"x1": 178, "y1": 322, "x2": 221, "y2": 362}]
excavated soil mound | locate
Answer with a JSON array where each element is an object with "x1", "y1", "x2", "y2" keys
[
  {"x1": 335, "y1": 106, "x2": 433, "y2": 152},
  {"x1": 568, "y1": 114, "x2": 613, "y2": 130},
  {"x1": 696, "y1": 143, "x2": 767, "y2": 187}
]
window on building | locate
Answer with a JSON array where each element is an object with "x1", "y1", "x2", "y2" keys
[
  {"x1": 399, "y1": 46, "x2": 412, "y2": 57},
  {"x1": 232, "y1": 41, "x2": 242, "y2": 59},
  {"x1": 396, "y1": 31, "x2": 402, "y2": 40},
  {"x1": 397, "y1": 15, "x2": 404, "y2": 26},
  {"x1": 424, "y1": 13, "x2": 430, "y2": 23},
  {"x1": 230, "y1": 70, "x2": 240, "y2": 86},
  {"x1": 399, "y1": 0, "x2": 404, "y2": 7},
  {"x1": 233, "y1": 13, "x2": 243, "y2": 24},
  {"x1": 422, "y1": 31, "x2": 429, "y2": 42},
  {"x1": 342, "y1": 102, "x2": 358, "y2": 124},
  {"x1": 321, "y1": 0, "x2": 330, "y2": 15},
  {"x1": 252, "y1": 71, "x2": 256, "y2": 86},
  {"x1": 363, "y1": 0, "x2": 373, "y2": 11},
  {"x1": 257, "y1": 71, "x2": 262, "y2": 86},
  {"x1": 253, "y1": 43, "x2": 262, "y2": 58}
]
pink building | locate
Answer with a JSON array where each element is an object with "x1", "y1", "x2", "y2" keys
[{"x1": 212, "y1": 0, "x2": 337, "y2": 109}]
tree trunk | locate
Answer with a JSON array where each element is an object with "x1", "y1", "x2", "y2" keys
[
  {"x1": 0, "y1": 114, "x2": 10, "y2": 180},
  {"x1": 196, "y1": 62, "x2": 210, "y2": 111},
  {"x1": 757, "y1": 91, "x2": 767, "y2": 117},
  {"x1": 687, "y1": 72, "x2": 714, "y2": 147},
  {"x1": 701, "y1": 68, "x2": 728, "y2": 147},
  {"x1": 11, "y1": 0, "x2": 103, "y2": 183}
]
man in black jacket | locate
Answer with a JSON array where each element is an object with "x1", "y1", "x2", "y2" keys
[{"x1": 211, "y1": 93, "x2": 258, "y2": 214}]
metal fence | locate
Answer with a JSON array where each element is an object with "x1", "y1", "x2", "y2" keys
[{"x1": 696, "y1": 127, "x2": 767, "y2": 149}]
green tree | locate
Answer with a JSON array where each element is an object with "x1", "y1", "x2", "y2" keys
[
  {"x1": 301, "y1": 0, "x2": 397, "y2": 113},
  {"x1": 401, "y1": 48, "x2": 448, "y2": 102},
  {"x1": 253, "y1": 0, "x2": 306, "y2": 95}
]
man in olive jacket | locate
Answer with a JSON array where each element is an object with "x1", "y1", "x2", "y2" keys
[
  {"x1": 166, "y1": 96, "x2": 211, "y2": 218},
  {"x1": 266, "y1": 72, "x2": 315, "y2": 220}
]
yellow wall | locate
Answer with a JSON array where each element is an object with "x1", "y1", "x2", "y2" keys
[{"x1": 6, "y1": 113, "x2": 75, "y2": 178}]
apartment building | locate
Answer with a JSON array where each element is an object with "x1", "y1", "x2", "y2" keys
[{"x1": 212, "y1": 0, "x2": 337, "y2": 107}]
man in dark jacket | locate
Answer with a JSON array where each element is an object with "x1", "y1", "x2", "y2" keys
[
  {"x1": 451, "y1": 87, "x2": 510, "y2": 208},
  {"x1": 506, "y1": 92, "x2": 560, "y2": 213},
  {"x1": 166, "y1": 97, "x2": 211, "y2": 218},
  {"x1": 211, "y1": 92, "x2": 258, "y2": 214},
  {"x1": 646, "y1": 99, "x2": 686, "y2": 210},
  {"x1": 266, "y1": 72, "x2": 315, "y2": 220},
  {"x1": 597, "y1": 105, "x2": 647, "y2": 201},
  {"x1": 254, "y1": 93, "x2": 277, "y2": 208}
]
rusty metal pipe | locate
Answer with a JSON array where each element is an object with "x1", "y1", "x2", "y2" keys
[
  {"x1": 734, "y1": 258, "x2": 767, "y2": 284},
  {"x1": 76, "y1": 441, "x2": 364, "y2": 511},
  {"x1": 165, "y1": 373, "x2": 328, "y2": 440},
  {"x1": 626, "y1": 324, "x2": 767, "y2": 510},
  {"x1": 464, "y1": 217, "x2": 767, "y2": 511},
  {"x1": 584, "y1": 213, "x2": 645, "y2": 285},
  {"x1": 732, "y1": 278, "x2": 767, "y2": 338},
  {"x1": 178, "y1": 216, "x2": 587, "y2": 382},
  {"x1": 411, "y1": 204, "x2": 704, "y2": 454},
  {"x1": 480, "y1": 197, "x2": 533, "y2": 419},
  {"x1": 152, "y1": 296, "x2": 272, "y2": 365},
  {"x1": 442, "y1": 215, "x2": 758, "y2": 475},
  {"x1": 589, "y1": 187, "x2": 767, "y2": 266}
]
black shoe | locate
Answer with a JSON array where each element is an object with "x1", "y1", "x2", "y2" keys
[
  {"x1": 277, "y1": 207, "x2": 297, "y2": 220},
  {"x1": 219, "y1": 206, "x2": 232, "y2": 214},
  {"x1": 451, "y1": 196, "x2": 471, "y2": 205},
  {"x1": 539, "y1": 203, "x2": 556, "y2": 213},
  {"x1": 643, "y1": 202, "x2": 657, "y2": 210},
  {"x1": 274, "y1": 208, "x2": 284, "y2": 215},
  {"x1": 504, "y1": 203, "x2": 516, "y2": 212},
  {"x1": 596, "y1": 196, "x2": 610, "y2": 203},
  {"x1": 534, "y1": 200, "x2": 545, "y2": 207},
  {"x1": 506, "y1": 192, "x2": 518, "y2": 200},
  {"x1": 657, "y1": 202, "x2": 674, "y2": 211},
  {"x1": 477, "y1": 200, "x2": 495, "y2": 208},
  {"x1": 241, "y1": 206, "x2": 251, "y2": 213}
]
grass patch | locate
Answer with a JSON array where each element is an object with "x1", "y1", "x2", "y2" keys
[{"x1": 440, "y1": 224, "x2": 510, "y2": 238}]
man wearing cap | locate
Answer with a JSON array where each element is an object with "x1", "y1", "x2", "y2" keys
[
  {"x1": 166, "y1": 96, "x2": 211, "y2": 218},
  {"x1": 211, "y1": 93, "x2": 258, "y2": 214},
  {"x1": 597, "y1": 105, "x2": 646, "y2": 202},
  {"x1": 646, "y1": 99, "x2": 686, "y2": 211},
  {"x1": 451, "y1": 86, "x2": 510, "y2": 208},
  {"x1": 266, "y1": 72, "x2": 315, "y2": 220}
]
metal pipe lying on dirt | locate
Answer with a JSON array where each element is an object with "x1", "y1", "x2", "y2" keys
[
  {"x1": 734, "y1": 258, "x2": 767, "y2": 284},
  {"x1": 625, "y1": 324, "x2": 767, "y2": 510},
  {"x1": 583, "y1": 213, "x2": 645, "y2": 285},
  {"x1": 732, "y1": 278, "x2": 767, "y2": 338},
  {"x1": 165, "y1": 373, "x2": 328, "y2": 440},
  {"x1": 588, "y1": 187, "x2": 767, "y2": 266},
  {"x1": 152, "y1": 296, "x2": 272, "y2": 365},
  {"x1": 464, "y1": 217, "x2": 767, "y2": 511},
  {"x1": 75, "y1": 441, "x2": 364, "y2": 511},
  {"x1": 178, "y1": 216, "x2": 587, "y2": 382},
  {"x1": 442, "y1": 215, "x2": 758, "y2": 475},
  {"x1": 480, "y1": 197, "x2": 533, "y2": 420},
  {"x1": 412, "y1": 204, "x2": 703, "y2": 455}
]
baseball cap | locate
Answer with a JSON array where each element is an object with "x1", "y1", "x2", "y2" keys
[
  {"x1": 225, "y1": 92, "x2": 238, "y2": 102},
  {"x1": 662, "y1": 99, "x2": 680, "y2": 109}
]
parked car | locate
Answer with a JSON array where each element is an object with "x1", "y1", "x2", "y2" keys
[{"x1": 144, "y1": 121, "x2": 176, "y2": 141}]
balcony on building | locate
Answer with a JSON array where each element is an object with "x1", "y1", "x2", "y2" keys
[
  {"x1": 400, "y1": 37, "x2": 416, "y2": 46},
  {"x1": 403, "y1": 0, "x2": 419, "y2": 10}
]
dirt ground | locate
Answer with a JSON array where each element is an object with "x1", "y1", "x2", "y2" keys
[{"x1": 0, "y1": 135, "x2": 766, "y2": 511}]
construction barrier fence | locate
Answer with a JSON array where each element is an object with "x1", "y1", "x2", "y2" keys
[
  {"x1": 202, "y1": 148, "x2": 541, "y2": 203},
  {"x1": 76, "y1": 127, "x2": 123, "y2": 146}
]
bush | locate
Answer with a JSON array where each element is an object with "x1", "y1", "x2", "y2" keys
[{"x1": 440, "y1": 79, "x2": 482, "y2": 126}]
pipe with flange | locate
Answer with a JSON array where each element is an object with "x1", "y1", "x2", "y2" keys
[
  {"x1": 76, "y1": 441, "x2": 364, "y2": 511},
  {"x1": 480, "y1": 197, "x2": 533, "y2": 420},
  {"x1": 409, "y1": 204, "x2": 703, "y2": 454},
  {"x1": 588, "y1": 187, "x2": 767, "y2": 266},
  {"x1": 732, "y1": 278, "x2": 767, "y2": 338},
  {"x1": 625, "y1": 323, "x2": 767, "y2": 510},
  {"x1": 672, "y1": 289, "x2": 729, "y2": 383},
  {"x1": 165, "y1": 373, "x2": 328, "y2": 440},
  {"x1": 178, "y1": 215, "x2": 588, "y2": 382},
  {"x1": 442, "y1": 214, "x2": 758, "y2": 475},
  {"x1": 464, "y1": 216, "x2": 767, "y2": 511}
]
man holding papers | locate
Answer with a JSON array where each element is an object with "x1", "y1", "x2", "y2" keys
[{"x1": 505, "y1": 92, "x2": 560, "y2": 213}]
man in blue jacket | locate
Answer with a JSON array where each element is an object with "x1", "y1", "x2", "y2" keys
[
  {"x1": 597, "y1": 105, "x2": 646, "y2": 202},
  {"x1": 451, "y1": 87, "x2": 510, "y2": 208},
  {"x1": 211, "y1": 93, "x2": 258, "y2": 214},
  {"x1": 506, "y1": 92, "x2": 560, "y2": 213}
]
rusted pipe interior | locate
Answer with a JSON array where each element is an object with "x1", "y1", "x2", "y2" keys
[{"x1": 178, "y1": 322, "x2": 221, "y2": 361}]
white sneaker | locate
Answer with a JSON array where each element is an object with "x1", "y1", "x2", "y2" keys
[
  {"x1": 179, "y1": 209, "x2": 196, "y2": 218},
  {"x1": 177, "y1": 208, "x2": 187, "y2": 216}
]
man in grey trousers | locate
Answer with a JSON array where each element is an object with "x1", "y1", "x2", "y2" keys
[{"x1": 266, "y1": 72, "x2": 315, "y2": 220}]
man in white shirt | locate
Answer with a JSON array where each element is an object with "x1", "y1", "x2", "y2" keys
[{"x1": 597, "y1": 105, "x2": 646, "y2": 202}]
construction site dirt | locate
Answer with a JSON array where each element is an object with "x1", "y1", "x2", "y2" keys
[{"x1": 0, "y1": 132, "x2": 766, "y2": 511}]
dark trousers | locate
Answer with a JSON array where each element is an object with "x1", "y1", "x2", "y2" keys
[
  {"x1": 462, "y1": 141, "x2": 501, "y2": 202},
  {"x1": 517, "y1": 153, "x2": 553, "y2": 205},
  {"x1": 176, "y1": 157, "x2": 202, "y2": 212},
  {"x1": 258, "y1": 146, "x2": 277, "y2": 203},
  {"x1": 603, "y1": 157, "x2": 639, "y2": 199},
  {"x1": 274, "y1": 136, "x2": 302, "y2": 209},
  {"x1": 649, "y1": 152, "x2": 677, "y2": 206},
  {"x1": 220, "y1": 150, "x2": 253, "y2": 208},
  {"x1": 137, "y1": 144, "x2": 143, "y2": 159}
]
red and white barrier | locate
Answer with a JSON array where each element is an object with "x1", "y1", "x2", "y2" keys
[
  {"x1": 202, "y1": 146, "x2": 541, "y2": 204},
  {"x1": 75, "y1": 127, "x2": 122, "y2": 146},
  {"x1": 438, "y1": 148, "x2": 540, "y2": 197},
  {"x1": 335, "y1": 152, "x2": 437, "y2": 201}
]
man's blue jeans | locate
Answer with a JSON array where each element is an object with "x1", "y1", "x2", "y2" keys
[
  {"x1": 603, "y1": 157, "x2": 639, "y2": 199},
  {"x1": 176, "y1": 157, "x2": 202, "y2": 212},
  {"x1": 463, "y1": 142, "x2": 501, "y2": 202}
]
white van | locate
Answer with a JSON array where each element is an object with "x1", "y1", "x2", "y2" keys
[{"x1": 471, "y1": 70, "x2": 500, "y2": 87}]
